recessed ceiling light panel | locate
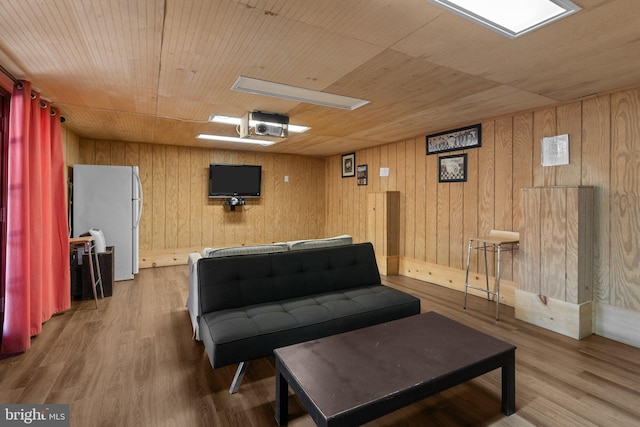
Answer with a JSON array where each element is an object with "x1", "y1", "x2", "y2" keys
[
  {"x1": 196, "y1": 134, "x2": 277, "y2": 146},
  {"x1": 426, "y1": 0, "x2": 581, "y2": 39},
  {"x1": 231, "y1": 76, "x2": 370, "y2": 110}
]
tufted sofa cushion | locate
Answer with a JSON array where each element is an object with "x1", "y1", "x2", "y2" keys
[
  {"x1": 198, "y1": 242, "x2": 380, "y2": 314},
  {"x1": 200, "y1": 285, "x2": 419, "y2": 368},
  {"x1": 188, "y1": 243, "x2": 289, "y2": 339}
]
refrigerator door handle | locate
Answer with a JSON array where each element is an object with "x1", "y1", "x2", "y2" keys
[{"x1": 134, "y1": 170, "x2": 143, "y2": 227}]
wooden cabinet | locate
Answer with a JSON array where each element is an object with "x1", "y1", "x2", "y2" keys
[
  {"x1": 517, "y1": 186, "x2": 594, "y2": 339},
  {"x1": 366, "y1": 192, "x2": 400, "y2": 275}
]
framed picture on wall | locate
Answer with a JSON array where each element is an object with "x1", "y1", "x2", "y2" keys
[
  {"x1": 357, "y1": 164, "x2": 368, "y2": 185},
  {"x1": 426, "y1": 124, "x2": 481, "y2": 155},
  {"x1": 342, "y1": 153, "x2": 355, "y2": 178},
  {"x1": 439, "y1": 153, "x2": 467, "y2": 183}
]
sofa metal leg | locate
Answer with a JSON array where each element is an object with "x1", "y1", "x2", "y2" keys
[{"x1": 229, "y1": 361, "x2": 249, "y2": 394}]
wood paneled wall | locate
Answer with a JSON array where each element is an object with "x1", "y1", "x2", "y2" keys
[
  {"x1": 61, "y1": 86, "x2": 640, "y2": 345},
  {"x1": 326, "y1": 87, "x2": 640, "y2": 317},
  {"x1": 71, "y1": 140, "x2": 326, "y2": 265}
]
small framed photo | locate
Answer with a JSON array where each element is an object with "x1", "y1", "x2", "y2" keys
[
  {"x1": 427, "y1": 123, "x2": 481, "y2": 155},
  {"x1": 357, "y1": 164, "x2": 368, "y2": 185},
  {"x1": 342, "y1": 153, "x2": 355, "y2": 178},
  {"x1": 439, "y1": 153, "x2": 467, "y2": 183}
]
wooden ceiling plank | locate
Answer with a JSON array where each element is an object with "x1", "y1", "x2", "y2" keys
[{"x1": 1, "y1": 0, "x2": 639, "y2": 156}]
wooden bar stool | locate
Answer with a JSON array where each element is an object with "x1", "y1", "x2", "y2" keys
[
  {"x1": 463, "y1": 230, "x2": 519, "y2": 320},
  {"x1": 70, "y1": 236, "x2": 104, "y2": 308}
]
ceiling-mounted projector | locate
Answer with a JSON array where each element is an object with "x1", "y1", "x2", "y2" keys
[
  {"x1": 240, "y1": 111, "x2": 289, "y2": 138},
  {"x1": 255, "y1": 123, "x2": 286, "y2": 137}
]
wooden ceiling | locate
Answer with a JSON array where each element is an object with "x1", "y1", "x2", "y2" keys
[{"x1": 1, "y1": 0, "x2": 639, "y2": 157}]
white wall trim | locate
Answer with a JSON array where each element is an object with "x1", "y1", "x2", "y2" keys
[{"x1": 595, "y1": 302, "x2": 640, "y2": 348}]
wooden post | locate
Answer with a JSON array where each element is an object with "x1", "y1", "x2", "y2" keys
[
  {"x1": 517, "y1": 186, "x2": 594, "y2": 339},
  {"x1": 367, "y1": 192, "x2": 400, "y2": 275}
]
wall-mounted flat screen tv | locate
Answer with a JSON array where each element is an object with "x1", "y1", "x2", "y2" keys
[{"x1": 208, "y1": 164, "x2": 262, "y2": 198}]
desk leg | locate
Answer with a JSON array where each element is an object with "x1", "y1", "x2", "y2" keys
[
  {"x1": 501, "y1": 351, "x2": 516, "y2": 415},
  {"x1": 275, "y1": 359, "x2": 289, "y2": 426}
]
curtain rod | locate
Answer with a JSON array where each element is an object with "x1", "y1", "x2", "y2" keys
[
  {"x1": 0, "y1": 64, "x2": 65, "y2": 122},
  {"x1": 0, "y1": 64, "x2": 18, "y2": 84}
]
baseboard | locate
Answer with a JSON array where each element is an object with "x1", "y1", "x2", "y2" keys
[
  {"x1": 595, "y1": 302, "x2": 640, "y2": 348},
  {"x1": 515, "y1": 289, "x2": 593, "y2": 340},
  {"x1": 139, "y1": 248, "x2": 197, "y2": 268},
  {"x1": 399, "y1": 257, "x2": 517, "y2": 307}
]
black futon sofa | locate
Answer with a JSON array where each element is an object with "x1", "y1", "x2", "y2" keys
[{"x1": 197, "y1": 242, "x2": 421, "y2": 393}]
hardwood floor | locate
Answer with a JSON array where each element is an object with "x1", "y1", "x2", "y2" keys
[{"x1": 1, "y1": 266, "x2": 639, "y2": 426}]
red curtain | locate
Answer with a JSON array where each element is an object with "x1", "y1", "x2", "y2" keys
[{"x1": 1, "y1": 81, "x2": 70, "y2": 355}]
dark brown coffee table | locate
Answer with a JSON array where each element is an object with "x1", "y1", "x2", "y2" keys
[{"x1": 274, "y1": 311, "x2": 516, "y2": 426}]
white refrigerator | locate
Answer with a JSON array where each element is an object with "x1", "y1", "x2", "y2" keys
[{"x1": 73, "y1": 164, "x2": 142, "y2": 281}]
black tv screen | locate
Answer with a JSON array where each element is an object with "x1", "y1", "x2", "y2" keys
[{"x1": 208, "y1": 164, "x2": 262, "y2": 198}]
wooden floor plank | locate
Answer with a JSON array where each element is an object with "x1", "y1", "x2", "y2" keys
[{"x1": 1, "y1": 265, "x2": 640, "y2": 426}]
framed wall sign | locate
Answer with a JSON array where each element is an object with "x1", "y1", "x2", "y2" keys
[
  {"x1": 439, "y1": 153, "x2": 467, "y2": 183},
  {"x1": 427, "y1": 124, "x2": 481, "y2": 155},
  {"x1": 541, "y1": 134, "x2": 569, "y2": 166},
  {"x1": 357, "y1": 164, "x2": 368, "y2": 185},
  {"x1": 342, "y1": 153, "x2": 355, "y2": 177}
]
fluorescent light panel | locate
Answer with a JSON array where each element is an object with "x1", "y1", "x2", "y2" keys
[
  {"x1": 196, "y1": 134, "x2": 277, "y2": 146},
  {"x1": 426, "y1": 0, "x2": 581, "y2": 39},
  {"x1": 231, "y1": 76, "x2": 370, "y2": 110},
  {"x1": 208, "y1": 115, "x2": 310, "y2": 133}
]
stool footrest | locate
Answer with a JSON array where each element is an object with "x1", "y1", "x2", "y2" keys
[{"x1": 465, "y1": 284, "x2": 498, "y2": 296}]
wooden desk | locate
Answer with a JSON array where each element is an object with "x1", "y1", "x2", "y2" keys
[{"x1": 70, "y1": 236, "x2": 103, "y2": 308}]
